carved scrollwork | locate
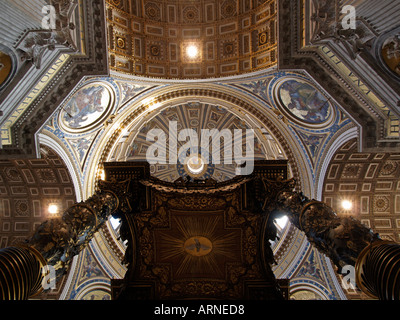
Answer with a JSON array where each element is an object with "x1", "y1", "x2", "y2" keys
[
  {"x1": 310, "y1": 1, "x2": 376, "y2": 60},
  {"x1": 27, "y1": 179, "x2": 132, "y2": 278},
  {"x1": 168, "y1": 281, "x2": 232, "y2": 299},
  {"x1": 121, "y1": 181, "x2": 280, "y2": 299},
  {"x1": 16, "y1": 0, "x2": 79, "y2": 68},
  {"x1": 167, "y1": 195, "x2": 227, "y2": 210},
  {"x1": 261, "y1": 176, "x2": 380, "y2": 271},
  {"x1": 97, "y1": 178, "x2": 133, "y2": 216}
]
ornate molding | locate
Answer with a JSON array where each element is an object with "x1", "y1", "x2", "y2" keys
[
  {"x1": 278, "y1": 0, "x2": 400, "y2": 151},
  {"x1": 117, "y1": 180, "x2": 284, "y2": 299},
  {"x1": 15, "y1": 0, "x2": 79, "y2": 69},
  {"x1": 309, "y1": 1, "x2": 377, "y2": 60},
  {"x1": 0, "y1": 0, "x2": 109, "y2": 158}
]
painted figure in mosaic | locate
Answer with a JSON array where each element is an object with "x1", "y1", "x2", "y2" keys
[
  {"x1": 63, "y1": 85, "x2": 105, "y2": 128},
  {"x1": 279, "y1": 80, "x2": 330, "y2": 123}
]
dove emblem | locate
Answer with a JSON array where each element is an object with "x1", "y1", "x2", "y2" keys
[{"x1": 184, "y1": 236, "x2": 213, "y2": 256}]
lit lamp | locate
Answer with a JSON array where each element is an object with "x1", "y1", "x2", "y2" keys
[
  {"x1": 275, "y1": 216, "x2": 288, "y2": 230},
  {"x1": 186, "y1": 45, "x2": 199, "y2": 59},
  {"x1": 184, "y1": 154, "x2": 207, "y2": 178},
  {"x1": 186, "y1": 154, "x2": 205, "y2": 175},
  {"x1": 341, "y1": 200, "x2": 353, "y2": 211},
  {"x1": 48, "y1": 204, "x2": 59, "y2": 215}
]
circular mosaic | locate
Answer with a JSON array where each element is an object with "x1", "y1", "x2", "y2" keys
[
  {"x1": 0, "y1": 50, "x2": 12, "y2": 87},
  {"x1": 381, "y1": 34, "x2": 400, "y2": 77},
  {"x1": 59, "y1": 82, "x2": 114, "y2": 133},
  {"x1": 380, "y1": 160, "x2": 398, "y2": 176},
  {"x1": 183, "y1": 6, "x2": 199, "y2": 23},
  {"x1": 145, "y1": 2, "x2": 161, "y2": 20},
  {"x1": 275, "y1": 78, "x2": 334, "y2": 127},
  {"x1": 0, "y1": 47, "x2": 17, "y2": 91},
  {"x1": 374, "y1": 196, "x2": 390, "y2": 212}
]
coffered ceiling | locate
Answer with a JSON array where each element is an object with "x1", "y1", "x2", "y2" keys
[{"x1": 106, "y1": 0, "x2": 277, "y2": 78}]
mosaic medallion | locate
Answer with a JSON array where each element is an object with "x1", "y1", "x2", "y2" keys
[
  {"x1": 0, "y1": 48, "x2": 16, "y2": 90},
  {"x1": 381, "y1": 34, "x2": 400, "y2": 77},
  {"x1": 275, "y1": 78, "x2": 334, "y2": 127},
  {"x1": 0, "y1": 50, "x2": 12, "y2": 86},
  {"x1": 59, "y1": 82, "x2": 114, "y2": 133}
]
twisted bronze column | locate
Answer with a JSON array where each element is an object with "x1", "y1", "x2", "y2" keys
[
  {"x1": 262, "y1": 177, "x2": 400, "y2": 300},
  {"x1": 356, "y1": 241, "x2": 400, "y2": 299},
  {"x1": 0, "y1": 179, "x2": 132, "y2": 300},
  {"x1": 0, "y1": 245, "x2": 46, "y2": 300}
]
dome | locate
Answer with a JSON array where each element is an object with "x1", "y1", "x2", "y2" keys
[{"x1": 107, "y1": 0, "x2": 277, "y2": 79}]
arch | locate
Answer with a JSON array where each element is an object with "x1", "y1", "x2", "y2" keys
[
  {"x1": 38, "y1": 132, "x2": 83, "y2": 202},
  {"x1": 83, "y1": 83, "x2": 313, "y2": 199},
  {"x1": 73, "y1": 280, "x2": 111, "y2": 300},
  {"x1": 315, "y1": 126, "x2": 359, "y2": 200},
  {"x1": 77, "y1": 83, "x2": 314, "y2": 290},
  {"x1": 107, "y1": 0, "x2": 277, "y2": 79},
  {"x1": 289, "y1": 282, "x2": 332, "y2": 300}
]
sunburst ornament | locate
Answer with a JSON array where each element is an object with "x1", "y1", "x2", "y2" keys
[{"x1": 155, "y1": 212, "x2": 241, "y2": 279}]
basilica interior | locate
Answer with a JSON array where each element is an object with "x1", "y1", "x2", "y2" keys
[{"x1": 0, "y1": 0, "x2": 400, "y2": 301}]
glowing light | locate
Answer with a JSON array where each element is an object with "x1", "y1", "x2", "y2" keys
[
  {"x1": 110, "y1": 217, "x2": 121, "y2": 230},
  {"x1": 186, "y1": 155, "x2": 205, "y2": 175},
  {"x1": 342, "y1": 200, "x2": 353, "y2": 210},
  {"x1": 186, "y1": 45, "x2": 199, "y2": 58},
  {"x1": 48, "y1": 204, "x2": 59, "y2": 215},
  {"x1": 275, "y1": 216, "x2": 288, "y2": 229}
]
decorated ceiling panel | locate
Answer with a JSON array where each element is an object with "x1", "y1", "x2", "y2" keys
[
  {"x1": 322, "y1": 138, "x2": 400, "y2": 243},
  {"x1": 3, "y1": 0, "x2": 399, "y2": 302},
  {"x1": 106, "y1": 0, "x2": 277, "y2": 79},
  {"x1": 0, "y1": 145, "x2": 77, "y2": 248},
  {"x1": 232, "y1": 71, "x2": 356, "y2": 188}
]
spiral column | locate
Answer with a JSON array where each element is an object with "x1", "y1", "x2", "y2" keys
[
  {"x1": 0, "y1": 178, "x2": 132, "y2": 300},
  {"x1": 0, "y1": 245, "x2": 46, "y2": 300},
  {"x1": 261, "y1": 177, "x2": 400, "y2": 300},
  {"x1": 356, "y1": 240, "x2": 400, "y2": 300}
]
